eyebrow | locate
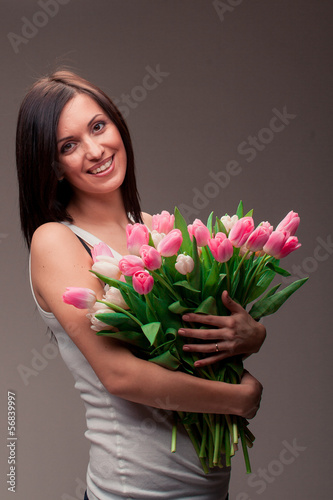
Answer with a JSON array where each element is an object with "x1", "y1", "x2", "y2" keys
[{"x1": 57, "y1": 113, "x2": 104, "y2": 144}]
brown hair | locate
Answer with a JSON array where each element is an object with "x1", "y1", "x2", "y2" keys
[{"x1": 16, "y1": 70, "x2": 143, "y2": 247}]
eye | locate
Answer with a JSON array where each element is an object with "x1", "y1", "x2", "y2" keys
[
  {"x1": 93, "y1": 121, "x2": 106, "y2": 133},
  {"x1": 60, "y1": 142, "x2": 75, "y2": 154}
]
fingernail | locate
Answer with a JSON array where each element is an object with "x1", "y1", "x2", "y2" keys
[
  {"x1": 194, "y1": 360, "x2": 201, "y2": 367},
  {"x1": 182, "y1": 315, "x2": 190, "y2": 321},
  {"x1": 183, "y1": 346, "x2": 190, "y2": 351},
  {"x1": 178, "y1": 329, "x2": 185, "y2": 334}
]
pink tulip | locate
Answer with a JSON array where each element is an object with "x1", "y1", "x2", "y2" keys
[
  {"x1": 263, "y1": 230, "x2": 290, "y2": 258},
  {"x1": 140, "y1": 244, "x2": 162, "y2": 270},
  {"x1": 63, "y1": 287, "x2": 96, "y2": 309},
  {"x1": 132, "y1": 270, "x2": 154, "y2": 295},
  {"x1": 228, "y1": 217, "x2": 255, "y2": 248},
  {"x1": 275, "y1": 236, "x2": 301, "y2": 259},
  {"x1": 175, "y1": 254, "x2": 195, "y2": 274},
  {"x1": 276, "y1": 211, "x2": 300, "y2": 236},
  {"x1": 157, "y1": 229, "x2": 183, "y2": 257},
  {"x1": 208, "y1": 232, "x2": 234, "y2": 263},
  {"x1": 246, "y1": 223, "x2": 272, "y2": 252},
  {"x1": 91, "y1": 242, "x2": 114, "y2": 263},
  {"x1": 119, "y1": 255, "x2": 145, "y2": 276},
  {"x1": 126, "y1": 223, "x2": 150, "y2": 255},
  {"x1": 188, "y1": 219, "x2": 211, "y2": 247},
  {"x1": 152, "y1": 210, "x2": 175, "y2": 234}
]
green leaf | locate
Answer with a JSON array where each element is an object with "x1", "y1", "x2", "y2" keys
[
  {"x1": 188, "y1": 236, "x2": 202, "y2": 291},
  {"x1": 174, "y1": 207, "x2": 192, "y2": 254},
  {"x1": 202, "y1": 260, "x2": 220, "y2": 299},
  {"x1": 168, "y1": 301, "x2": 196, "y2": 315},
  {"x1": 266, "y1": 261, "x2": 291, "y2": 277},
  {"x1": 95, "y1": 312, "x2": 139, "y2": 330},
  {"x1": 245, "y1": 269, "x2": 275, "y2": 303},
  {"x1": 236, "y1": 200, "x2": 243, "y2": 219},
  {"x1": 173, "y1": 280, "x2": 201, "y2": 294},
  {"x1": 214, "y1": 216, "x2": 226, "y2": 236},
  {"x1": 96, "y1": 329, "x2": 150, "y2": 349},
  {"x1": 141, "y1": 322, "x2": 162, "y2": 347},
  {"x1": 244, "y1": 209, "x2": 253, "y2": 218},
  {"x1": 194, "y1": 296, "x2": 217, "y2": 315},
  {"x1": 249, "y1": 277, "x2": 309, "y2": 320},
  {"x1": 149, "y1": 350, "x2": 182, "y2": 370},
  {"x1": 206, "y1": 211, "x2": 214, "y2": 236}
]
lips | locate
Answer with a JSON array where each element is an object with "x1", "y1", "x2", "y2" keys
[{"x1": 88, "y1": 155, "x2": 114, "y2": 175}]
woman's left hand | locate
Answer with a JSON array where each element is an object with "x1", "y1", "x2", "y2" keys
[{"x1": 178, "y1": 290, "x2": 266, "y2": 367}]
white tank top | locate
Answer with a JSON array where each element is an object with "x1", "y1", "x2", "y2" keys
[{"x1": 29, "y1": 223, "x2": 230, "y2": 500}]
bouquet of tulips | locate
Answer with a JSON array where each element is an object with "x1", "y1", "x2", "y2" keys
[{"x1": 63, "y1": 202, "x2": 307, "y2": 473}]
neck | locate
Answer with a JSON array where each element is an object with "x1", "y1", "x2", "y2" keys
[{"x1": 67, "y1": 189, "x2": 130, "y2": 227}]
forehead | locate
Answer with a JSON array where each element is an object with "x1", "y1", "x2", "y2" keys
[{"x1": 57, "y1": 93, "x2": 105, "y2": 135}]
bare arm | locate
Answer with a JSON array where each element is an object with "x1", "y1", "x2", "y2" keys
[{"x1": 31, "y1": 223, "x2": 262, "y2": 418}]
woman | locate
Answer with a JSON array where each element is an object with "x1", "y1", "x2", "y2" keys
[{"x1": 16, "y1": 71, "x2": 265, "y2": 500}]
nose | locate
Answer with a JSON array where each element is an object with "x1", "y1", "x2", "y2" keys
[{"x1": 84, "y1": 137, "x2": 104, "y2": 160}]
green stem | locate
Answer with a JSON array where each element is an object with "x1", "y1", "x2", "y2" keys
[
  {"x1": 225, "y1": 262, "x2": 231, "y2": 294},
  {"x1": 241, "y1": 254, "x2": 271, "y2": 304},
  {"x1": 97, "y1": 300, "x2": 143, "y2": 326},
  {"x1": 199, "y1": 419, "x2": 208, "y2": 458},
  {"x1": 171, "y1": 414, "x2": 177, "y2": 453},
  {"x1": 213, "y1": 415, "x2": 221, "y2": 465},
  {"x1": 232, "y1": 250, "x2": 251, "y2": 282},
  {"x1": 238, "y1": 417, "x2": 251, "y2": 473},
  {"x1": 150, "y1": 270, "x2": 181, "y2": 301}
]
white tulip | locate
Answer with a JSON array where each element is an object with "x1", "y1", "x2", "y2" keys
[
  {"x1": 220, "y1": 215, "x2": 238, "y2": 233},
  {"x1": 175, "y1": 254, "x2": 194, "y2": 275}
]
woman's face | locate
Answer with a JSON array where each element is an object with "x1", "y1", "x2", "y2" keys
[{"x1": 56, "y1": 93, "x2": 127, "y2": 197}]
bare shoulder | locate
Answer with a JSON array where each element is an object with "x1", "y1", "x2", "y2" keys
[
  {"x1": 141, "y1": 212, "x2": 153, "y2": 230},
  {"x1": 31, "y1": 222, "x2": 76, "y2": 251}
]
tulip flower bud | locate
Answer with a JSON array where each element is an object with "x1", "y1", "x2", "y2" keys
[
  {"x1": 132, "y1": 270, "x2": 154, "y2": 294},
  {"x1": 188, "y1": 219, "x2": 211, "y2": 247},
  {"x1": 276, "y1": 211, "x2": 300, "y2": 236},
  {"x1": 126, "y1": 223, "x2": 150, "y2": 255},
  {"x1": 263, "y1": 230, "x2": 290, "y2": 258},
  {"x1": 104, "y1": 286, "x2": 129, "y2": 309},
  {"x1": 140, "y1": 244, "x2": 162, "y2": 270},
  {"x1": 228, "y1": 217, "x2": 255, "y2": 248},
  {"x1": 220, "y1": 214, "x2": 238, "y2": 233},
  {"x1": 246, "y1": 224, "x2": 272, "y2": 252},
  {"x1": 91, "y1": 242, "x2": 114, "y2": 263},
  {"x1": 151, "y1": 230, "x2": 165, "y2": 248},
  {"x1": 88, "y1": 310, "x2": 116, "y2": 332},
  {"x1": 175, "y1": 254, "x2": 195, "y2": 274},
  {"x1": 208, "y1": 232, "x2": 234, "y2": 263},
  {"x1": 119, "y1": 255, "x2": 145, "y2": 276},
  {"x1": 63, "y1": 287, "x2": 96, "y2": 309},
  {"x1": 152, "y1": 210, "x2": 175, "y2": 234},
  {"x1": 157, "y1": 229, "x2": 183, "y2": 257},
  {"x1": 275, "y1": 236, "x2": 301, "y2": 259},
  {"x1": 92, "y1": 259, "x2": 121, "y2": 280}
]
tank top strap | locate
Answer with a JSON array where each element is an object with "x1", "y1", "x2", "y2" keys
[{"x1": 60, "y1": 222, "x2": 123, "y2": 260}]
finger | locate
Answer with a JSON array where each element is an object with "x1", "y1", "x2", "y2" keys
[
  {"x1": 193, "y1": 351, "x2": 230, "y2": 367},
  {"x1": 178, "y1": 327, "x2": 234, "y2": 341},
  {"x1": 183, "y1": 341, "x2": 234, "y2": 353},
  {"x1": 222, "y1": 290, "x2": 245, "y2": 314},
  {"x1": 181, "y1": 313, "x2": 235, "y2": 328}
]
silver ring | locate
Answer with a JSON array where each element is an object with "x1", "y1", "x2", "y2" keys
[{"x1": 215, "y1": 343, "x2": 219, "y2": 352}]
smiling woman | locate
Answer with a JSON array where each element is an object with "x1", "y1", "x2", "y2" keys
[{"x1": 16, "y1": 70, "x2": 264, "y2": 500}]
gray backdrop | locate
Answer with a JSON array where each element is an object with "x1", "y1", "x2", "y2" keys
[{"x1": 1, "y1": 1, "x2": 332, "y2": 499}]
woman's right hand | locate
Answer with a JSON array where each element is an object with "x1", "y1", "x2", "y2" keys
[{"x1": 238, "y1": 370, "x2": 263, "y2": 419}]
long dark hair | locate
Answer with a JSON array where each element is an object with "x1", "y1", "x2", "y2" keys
[{"x1": 16, "y1": 70, "x2": 143, "y2": 248}]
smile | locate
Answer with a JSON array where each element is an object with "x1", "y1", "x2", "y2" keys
[{"x1": 89, "y1": 155, "x2": 114, "y2": 175}]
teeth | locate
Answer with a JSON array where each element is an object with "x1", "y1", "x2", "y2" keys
[{"x1": 90, "y1": 157, "x2": 113, "y2": 174}]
